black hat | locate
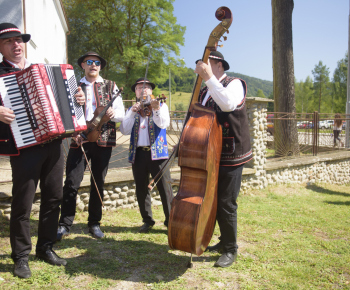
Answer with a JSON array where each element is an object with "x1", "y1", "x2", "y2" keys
[
  {"x1": 196, "y1": 51, "x2": 230, "y2": 71},
  {"x1": 131, "y1": 78, "x2": 156, "y2": 92},
  {"x1": 77, "y1": 51, "x2": 107, "y2": 70},
  {"x1": 0, "y1": 23, "x2": 31, "y2": 43}
]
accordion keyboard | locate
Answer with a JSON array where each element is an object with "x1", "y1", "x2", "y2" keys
[{"x1": 0, "y1": 74, "x2": 37, "y2": 147}]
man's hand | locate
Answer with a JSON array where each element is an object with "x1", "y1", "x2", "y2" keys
[
  {"x1": 73, "y1": 134, "x2": 85, "y2": 146},
  {"x1": 105, "y1": 107, "x2": 115, "y2": 120},
  {"x1": 0, "y1": 106, "x2": 15, "y2": 124},
  {"x1": 194, "y1": 60, "x2": 213, "y2": 82},
  {"x1": 150, "y1": 99, "x2": 160, "y2": 111},
  {"x1": 74, "y1": 86, "x2": 85, "y2": 106},
  {"x1": 131, "y1": 102, "x2": 141, "y2": 112}
]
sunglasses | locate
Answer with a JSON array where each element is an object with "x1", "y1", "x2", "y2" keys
[{"x1": 84, "y1": 59, "x2": 101, "y2": 66}]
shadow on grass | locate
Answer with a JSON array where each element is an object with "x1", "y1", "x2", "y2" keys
[
  {"x1": 306, "y1": 183, "x2": 350, "y2": 206},
  {"x1": 56, "y1": 234, "x2": 217, "y2": 284},
  {"x1": 306, "y1": 183, "x2": 350, "y2": 197}
]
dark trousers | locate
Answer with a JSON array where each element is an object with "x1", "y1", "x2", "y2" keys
[
  {"x1": 132, "y1": 148, "x2": 173, "y2": 226},
  {"x1": 59, "y1": 142, "x2": 112, "y2": 228},
  {"x1": 216, "y1": 164, "x2": 244, "y2": 253},
  {"x1": 10, "y1": 139, "x2": 64, "y2": 262}
]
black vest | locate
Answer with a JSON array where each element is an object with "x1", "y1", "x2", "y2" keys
[{"x1": 198, "y1": 76, "x2": 252, "y2": 166}]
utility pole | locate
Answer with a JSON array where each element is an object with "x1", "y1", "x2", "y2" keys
[
  {"x1": 346, "y1": 0, "x2": 350, "y2": 148},
  {"x1": 169, "y1": 68, "x2": 171, "y2": 116}
]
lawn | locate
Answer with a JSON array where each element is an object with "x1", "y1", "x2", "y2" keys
[{"x1": 0, "y1": 183, "x2": 349, "y2": 289}]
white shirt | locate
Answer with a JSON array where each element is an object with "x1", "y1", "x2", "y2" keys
[
  {"x1": 6, "y1": 58, "x2": 31, "y2": 69},
  {"x1": 120, "y1": 102, "x2": 170, "y2": 147},
  {"x1": 80, "y1": 76, "x2": 125, "y2": 122},
  {"x1": 202, "y1": 73, "x2": 245, "y2": 111}
]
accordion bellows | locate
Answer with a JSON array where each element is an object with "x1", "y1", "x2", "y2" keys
[{"x1": 0, "y1": 64, "x2": 87, "y2": 149}]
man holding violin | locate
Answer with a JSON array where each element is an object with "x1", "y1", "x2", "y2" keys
[
  {"x1": 120, "y1": 78, "x2": 173, "y2": 233},
  {"x1": 195, "y1": 51, "x2": 253, "y2": 268},
  {"x1": 57, "y1": 51, "x2": 125, "y2": 240}
]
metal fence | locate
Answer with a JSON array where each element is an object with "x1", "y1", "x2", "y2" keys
[
  {"x1": 266, "y1": 112, "x2": 350, "y2": 159},
  {"x1": 0, "y1": 108, "x2": 185, "y2": 183}
]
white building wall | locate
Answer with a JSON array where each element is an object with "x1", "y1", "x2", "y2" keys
[
  {"x1": 25, "y1": 0, "x2": 68, "y2": 64},
  {"x1": 0, "y1": 0, "x2": 68, "y2": 65}
]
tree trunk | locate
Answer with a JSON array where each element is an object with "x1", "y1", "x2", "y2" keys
[{"x1": 272, "y1": 0, "x2": 299, "y2": 157}]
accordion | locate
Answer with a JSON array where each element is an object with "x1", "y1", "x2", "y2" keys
[{"x1": 0, "y1": 64, "x2": 86, "y2": 149}]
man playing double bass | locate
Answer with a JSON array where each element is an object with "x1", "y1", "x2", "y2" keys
[{"x1": 195, "y1": 51, "x2": 253, "y2": 268}]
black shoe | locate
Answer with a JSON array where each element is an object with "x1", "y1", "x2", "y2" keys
[
  {"x1": 214, "y1": 252, "x2": 237, "y2": 268},
  {"x1": 36, "y1": 246, "x2": 67, "y2": 266},
  {"x1": 139, "y1": 223, "x2": 153, "y2": 233},
  {"x1": 57, "y1": 226, "x2": 69, "y2": 241},
  {"x1": 13, "y1": 259, "x2": 31, "y2": 279},
  {"x1": 88, "y1": 225, "x2": 104, "y2": 239},
  {"x1": 205, "y1": 242, "x2": 223, "y2": 253}
]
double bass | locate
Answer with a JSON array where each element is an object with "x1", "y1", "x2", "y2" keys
[{"x1": 168, "y1": 7, "x2": 232, "y2": 257}]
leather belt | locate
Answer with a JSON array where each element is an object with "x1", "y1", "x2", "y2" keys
[{"x1": 138, "y1": 146, "x2": 151, "y2": 151}]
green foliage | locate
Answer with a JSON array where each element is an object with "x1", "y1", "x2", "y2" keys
[
  {"x1": 226, "y1": 72, "x2": 273, "y2": 97},
  {"x1": 295, "y1": 76, "x2": 313, "y2": 113},
  {"x1": 62, "y1": 0, "x2": 185, "y2": 99},
  {"x1": 174, "y1": 103, "x2": 185, "y2": 118},
  {"x1": 332, "y1": 52, "x2": 348, "y2": 113},
  {"x1": 312, "y1": 61, "x2": 331, "y2": 113},
  {"x1": 158, "y1": 66, "x2": 196, "y2": 93},
  {"x1": 256, "y1": 89, "x2": 266, "y2": 98}
]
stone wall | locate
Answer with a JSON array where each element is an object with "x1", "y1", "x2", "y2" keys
[{"x1": 2, "y1": 97, "x2": 350, "y2": 219}]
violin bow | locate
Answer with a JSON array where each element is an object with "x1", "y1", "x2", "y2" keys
[
  {"x1": 80, "y1": 144, "x2": 104, "y2": 207},
  {"x1": 139, "y1": 45, "x2": 152, "y2": 108}
]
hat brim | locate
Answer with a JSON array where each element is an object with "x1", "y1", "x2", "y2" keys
[
  {"x1": 195, "y1": 57, "x2": 230, "y2": 71},
  {"x1": 77, "y1": 54, "x2": 107, "y2": 70},
  {"x1": 131, "y1": 81, "x2": 156, "y2": 92},
  {"x1": 0, "y1": 32, "x2": 31, "y2": 43}
]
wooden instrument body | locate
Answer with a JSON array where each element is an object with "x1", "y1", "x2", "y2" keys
[
  {"x1": 84, "y1": 106, "x2": 110, "y2": 142},
  {"x1": 168, "y1": 103, "x2": 222, "y2": 255}
]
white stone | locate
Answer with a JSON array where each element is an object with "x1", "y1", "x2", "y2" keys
[
  {"x1": 127, "y1": 189, "x2": 136, "y2": 196},
  {"x1": 110, "y1": 194, "x2": 119, "y2": 200},
  {"x1": 80, "y1": 193, "x2": 89, "y2": 198},
  {"x1": 77, "y1": 203, "x2": 85, "y2": 212}
]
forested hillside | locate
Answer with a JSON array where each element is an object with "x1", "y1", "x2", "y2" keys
[
  {"x1": 226, "y1": 72, "x2": 273, "y2": 98},
  {"x1": 158, "y1": 67, "x2": 273, "y2": 98}
]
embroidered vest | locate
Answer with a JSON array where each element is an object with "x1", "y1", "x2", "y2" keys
[
  {"x1": 128, "y1": 107, "x2": 169, "y2": 164},
  {"x1": 198, "y1": 76, "x2": 252, "y2": 166},
  {"x1": 70, "y1": 79, "x2": 117, "y2": 148}
]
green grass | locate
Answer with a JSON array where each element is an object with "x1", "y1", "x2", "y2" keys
[
  {"x1": 160, "y1": 90, "x2": 192, "y2": 112},
  {"x1": 0, "y1": 183, "x2": 349, "y2": 289}
]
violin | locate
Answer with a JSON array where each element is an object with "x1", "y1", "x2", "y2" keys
[
  {"x1": 138, "y1": 94, "x2": 167, "y2": 117},
  {"x1": 81, "y1": 88, "x2": 123, "y2": 142}
]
